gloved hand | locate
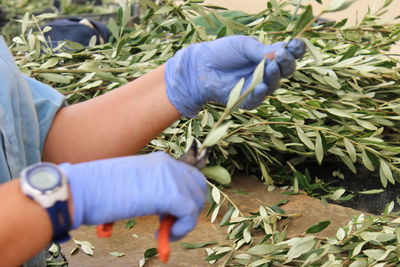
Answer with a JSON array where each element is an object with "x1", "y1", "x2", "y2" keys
[
  {"x1": 60, "y1": 152, "x2": 207, "y2": 240},
  {"x1": 165, "y1": 36, "x2": 306, "y2": 118}
]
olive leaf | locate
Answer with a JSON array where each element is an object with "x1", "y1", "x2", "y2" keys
[
  {"x1": 343, "y1": 138, "x2": 357, "y2": 163},
  {"x1": 180, "y1": 242, "x2": 218, "y2": 249},
  {"x1": 306, "y1": 220, "x2": 331, "y2": 233},
  {"x1": 109, "y1": 251, "x2": 125, "y2": 257},
  {"x1": 202, "y1": 122, "x2": 233, "y2": 148},
  {"x1": 296, "y1": 126, "x2": 314, "y2": 150},
  {"x1": 331, "y1": 188, "x2": 346, "y2": 200},
  {"x1": 226, "y1": 78, "x2": 245, "y2": 109},
  {"x1": 202, "y1": 165, "x2": 232, "y2": 185},
  {"x1": 379, "y1": 159, "x2": 395, "y2": 185},
  {"x1": 292, "y1": 5, "x2": 313, "y2": 37},
  {"x1": 302, "y1": 38, "x2": 323, "y2": 65},
  {"x1": 73, "y1": 239, "x2": 95, "y2": 256},
  {"x1": 315, "y1": 131, "x2": 324, "y2": 164},
  {"x1": 325, "y1": 0, "x2": 357, "y2": 13}
]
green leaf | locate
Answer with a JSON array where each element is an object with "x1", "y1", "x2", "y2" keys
[
  {"x1": 352, "y1": 241, "x2": 367, "y2": 257},
  {"x1": 296, "y1": 126, "x2": 315, "y2": 150},
  {"x1": 340, "y1": 45, "x2": 358, "y2": 61},
  {"x1": 180, "y1": 242, "x2": 218, "y2": 249},
  {"x1": 271, "y1": 136, "x2": 286, "y2": 151},
  {"x1": 107, "y1": 18, "x2": 120, "y2": 39},
  {"x1": 384, "y1": 201, "x2": 395, "y2": 214},
  {"x1": 331, "y1": 188, "x2": 346, "y2": 200},
  {"x1": 380, "y1": 159, "x2": 395, "y2": 185},
  {"x1": 292, "y1": 5, "x2": 314, "y2": 37},
  {"x1": 21, "y1": 12, "x2": 30, "y2": 35},
  {"x1": 340, "y1": 155, "x2": 357, "y2": 174},
  {"x1": 227, "y1": 78, "x2": 245, "y2": 109},
  {"x1": 363, "y1": 249, "x2": 386, "y2": 260},
  {"x1": 315, "y1": 131, "x2": 324, "y2": 164},
  {"x1": 39, "y1": 73, "x2": 71, "y2": 84},
  {"x1": 343, "y1": 138, "x2": 357, "y2": 163},
  {"x1": 326, "y1": 108, "x2": 353, "y2": 118},
  {"x1": 306, "y1": 220, "x2": 331, "y2": 233},
  {"x1": 379, "y1": 169, "x2": 388, "y2": 188},
  {"x1": 155, "y1": 5, "x2": 175, "y2": 14},
  {"x1": 125, "y1": 219, "x2": 136, "y2": 229},
  {"x1": 243, "y1": 226, "x2": 252, "y2": 243},
  {"x1": 202, "y1": 122, "x2": 232, "y2": 148},
  {"x1": 383, "y1": 0, "x2": 394, "y2": 8},
  {"x1": 325, "y1": 0, "x2": 357, "y2": 13},
  {"x1": 336, "y1": 227, "x2": 346, "y2": 241},
  {"x1": 201, "y1": 165, "x2": 231, "y2": 185},
  {"x1": 355, "y1": 119, "x2": 377, "y2": 130},
  {"x1": 235, "y1": 59, "x2": 265, "y2": 108},
  {"x1": 205, "y1": 250, "x2": 230, "y2": 261},
  {"x1": 286, "y1": 239, "x2": 315, "y2": 262},
  {"x1": 358, "y1": 189, "x2": 384, "y2": 194},
  {"x1": 81, "y1": 80, "x2": 103, "y2": 90},
  {"x1": 302, "y1": 38, "x2": 323, "y2": 65},
  {"x1": 40, "y1": 58, "x2": 58, "y2": 69},
  {"x1": 276, "y1": 95, "x2": 303, "y2": 104},
  {"x1": 144, "y1": 248, "x2": 157, "y2": 258},
  {"x1": 361, "y1": 149, "x2": 375, "y2": 171},
  {"x1": 220, "y1": 206, "x2": 235, "y2": 226},
  {"x1": 36, "y1": 13, "x2": 57, "y2": 20},
  {"x1": 349, "y1": 259, "x2": 367, "y2": 267},
  {"x1": 211, "y1": 186, "x2": 221, "y2": 204},
  {"x1": 247, "y1": 244, "x2": 286, "y2": 255},
  {"x1": 109, "y1": 251, "x2": 125, "y2": 257}
]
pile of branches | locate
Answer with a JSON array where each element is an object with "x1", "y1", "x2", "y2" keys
[{"x1": 10, "y1": 0, "x2": 400, "y2": 188}]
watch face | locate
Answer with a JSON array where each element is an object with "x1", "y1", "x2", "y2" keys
[{"x1": 27, "y1": 165, "x2": 61, "y2": 191}]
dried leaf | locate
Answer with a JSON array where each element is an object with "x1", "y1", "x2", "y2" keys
[{"x1": 109, "y1": 251, "x2": 125, "y2": 257}]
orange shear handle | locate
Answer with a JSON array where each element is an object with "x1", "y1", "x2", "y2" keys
[{"x1": 158, "y1": 215, "x2": 176, "y2": 263}]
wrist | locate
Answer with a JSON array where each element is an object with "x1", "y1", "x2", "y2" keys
[
  {"x1": 59, "y1": 163, "x2": 83, "y2": 229},
  {"x1": 20, "y1": 163, "x2": 72, "y2": 242}
]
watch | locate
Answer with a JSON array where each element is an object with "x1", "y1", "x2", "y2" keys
[{"x1": 20, "y1": 162, "x2": 71, "y2": 243}]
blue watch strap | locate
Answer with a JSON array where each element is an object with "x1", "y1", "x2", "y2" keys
[{"x1": 47, "y1": 200, "x2": 71, "y2": 243}]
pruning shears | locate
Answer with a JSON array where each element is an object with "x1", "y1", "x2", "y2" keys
[
  {"x1": 96, "y1": 142, "x2": 209, "y2": 263},
  {"x1": 158, "y1": 142, "x2": 209, "y2": 263}
]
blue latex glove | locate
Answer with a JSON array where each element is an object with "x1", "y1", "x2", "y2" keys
[
  {"x1": 60, "y1": 152, "x2": 207, "y2": 240},
  {"x1": 165, "y1": 36, "x2": 306, "y2": 118}
]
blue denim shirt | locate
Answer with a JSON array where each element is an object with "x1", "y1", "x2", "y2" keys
[{"x1": 0, "y1": 36, "x2": 66, "y2": 266}]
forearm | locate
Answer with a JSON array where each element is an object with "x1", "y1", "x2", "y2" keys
[
  {"x1": 42, "y1": 65, "x2": 181, "y2": 163},
  {"x1": 0, "y1": 180, "x2": 73, "y2": 267}
]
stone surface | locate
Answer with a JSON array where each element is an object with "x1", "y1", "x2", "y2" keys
[{"x1": 62, "y1": 175, "x2": 361, "y2": 266}]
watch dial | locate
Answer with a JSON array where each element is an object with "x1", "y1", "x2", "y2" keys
[{"x1": 29, "y1": 169, "x2": 59, "y2": 190}]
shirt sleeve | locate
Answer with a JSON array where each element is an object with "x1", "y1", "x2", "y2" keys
[{"x1": 23, "y1": 76, "x2": 67, "y2": 152}]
